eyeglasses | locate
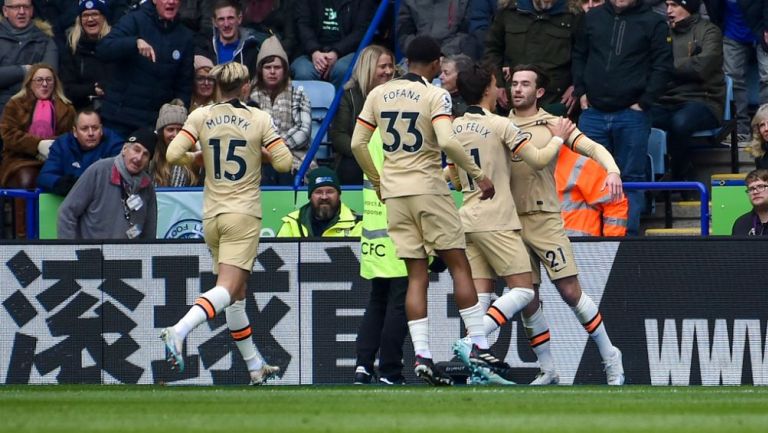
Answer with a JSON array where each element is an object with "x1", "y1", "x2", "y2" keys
[
  {"x1": 746, "y1": 184, "x2": 768, "y2": 194},
  {"x1": 32, "y1": 77, "x2": 54, "y2": 85},
  {"x1": 4, "y1": 4, "x2": 32, "y2": 11},
  {"x1": 195, "y1": 77, "x2": 215, "y2": 83}
]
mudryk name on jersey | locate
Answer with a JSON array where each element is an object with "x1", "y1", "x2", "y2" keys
[
  {"x1": 453, "y1": 121, "x2": 491, "y2": 138},
  {"x1": 205, "y1": 114, "x2": 251, "y2": 130},
  {"x1": 381, "y1": 88, "x2": 421, "y2": 103}
]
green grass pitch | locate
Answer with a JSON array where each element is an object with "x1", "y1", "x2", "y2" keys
[{"x1": 1, "y1": 385, "x2": 767, "y2": 432}]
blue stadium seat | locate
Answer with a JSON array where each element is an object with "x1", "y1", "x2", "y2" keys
[
  {"x1": 647, "y1": 127, "x2": 667, "y2": 181},
  {"x1": 292, "y1": 80, "x2": 336, "y2": 160}
]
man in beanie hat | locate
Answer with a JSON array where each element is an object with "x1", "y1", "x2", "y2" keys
[
  {"x1": 276, "y1": 166, "x2": 362, "y2": 237},
  {"x1": 58, "y1": 127, "x2": 157, "y2": 239},
  {"x1": 649, "y1": 0, "x2": 724, "y2": 182}
]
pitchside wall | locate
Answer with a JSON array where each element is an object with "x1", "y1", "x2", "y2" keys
[{"x1": 1, "y1": 239, "x2": 766, "y2": 386}]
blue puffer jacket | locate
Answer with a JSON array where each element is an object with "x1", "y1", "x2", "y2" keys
[
  {"x1": 37, "y1": 127, "x2": 124, "y2": 194},
  {"x1": 96, "y1": 2, "x2": 193, "y2": 136}
]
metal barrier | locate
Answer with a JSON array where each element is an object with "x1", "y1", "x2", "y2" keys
[
  {"x1": 0, "y1": 188, "x2": 40, "y2": 239},
  {"x1": 624, "y1": 181, "x2": 709, "y2": 235},
  {"x1": 293, "y1": 0, "x2": 392, "y2": 189}
]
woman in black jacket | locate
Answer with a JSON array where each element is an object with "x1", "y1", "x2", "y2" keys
[
  {"x1": 59, "y1": 0, "x2": 115, "y2": 111},
  {"x1": 329, "y1": 45, "x2": 395, "y2": 185}
]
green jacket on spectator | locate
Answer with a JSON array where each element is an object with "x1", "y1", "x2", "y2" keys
[
  {"x1": 483, "y1": 0, "x2": 580, "y2": 107},
  {"x1": 658, "y1": 13, "x2": 725, "y2": 122}
]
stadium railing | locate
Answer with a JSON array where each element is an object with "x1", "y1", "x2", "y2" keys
[
  {"x1": 624, "y1": 181, "x2": 709, "y2": 235},
  {"x1": 0, "y1": 188, "x2": 40, "y2": 239}
]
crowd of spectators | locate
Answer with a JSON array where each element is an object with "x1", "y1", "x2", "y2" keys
[{"x1": 1, "y1": 0, "x2": 767, "y2": 239}]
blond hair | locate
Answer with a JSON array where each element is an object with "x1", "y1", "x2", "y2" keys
[
  {"x1": 11, "y1": 63, "x2": 71, "y2": 105},
  {"x1": 749, "y1": 104, "x2": 768, "y2": 159},
  {"x1": 66, "y1": 13, "x2": 111, "y2": 54},
  {"x1": 210, "y1": 62, "x2": 250, "y2": 101},
  {"x1": 345, "y1": 45, "x2": 395, "y2": 96}
]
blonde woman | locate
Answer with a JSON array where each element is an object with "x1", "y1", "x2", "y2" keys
[
  {"x1": 329, "y1": 44, "x2": 395, "y2": 184},
  {"x1": 60, "y1": 0, "x2": 114, "y2": 110},
  {"x1": 150, "y1": 99, "x2": 202, "y2": 187},
  {"x1": 0, "y1": 64, "x2": 75, "y2": 236},
  {"x1": 749, "y1": 104, "x2": 768, "y2": 169}
]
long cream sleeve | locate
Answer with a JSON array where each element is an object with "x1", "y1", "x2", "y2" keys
[
  {"x1": 513, "y1": 136, "x2": 564, "y2": 170},
  {"x1": 267, "y1": 139, "x2": 293, "y2": 173},
  {"x1": 167, "y1": 130, "x2": 197, "y2": 166},
  {"x1": 568, "y1": 130, "x2": 621, "y2": 174}
]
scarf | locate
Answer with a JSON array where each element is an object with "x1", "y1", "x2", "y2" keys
[
  {"x1": 114, "y1": 155, "x2": 148, "y2": 195},
  {"x1": 28, "y1": 99, "x2": 56, "y2": 139}
]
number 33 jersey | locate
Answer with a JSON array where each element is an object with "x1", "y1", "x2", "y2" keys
[
  {"x1": 356, "y1": 73, "x2": 454, "y2": 199},
  {"x1": 180, "y1": 99, "x2": 283, "y2": 220}
]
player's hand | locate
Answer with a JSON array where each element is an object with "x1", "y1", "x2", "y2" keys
[
  {"x1": 476, "y1": 175, "x2": 495, "y2": 200},
  {"x1": 191, "y1": 150, "x2": 203, "y2": 167},
  {"x1": 603, "y1": 172, "x2": 624, "y2": 202},
  {"x1": 137, "y1": 38, "x2": 156, "y2": 62},
  {"x1": 547, "y1": 117, "x2": 576, "y2": 142}
]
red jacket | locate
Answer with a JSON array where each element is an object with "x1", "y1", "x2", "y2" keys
[{"x1": 555, "y1": 147, "x2": 628, "y2": 236}]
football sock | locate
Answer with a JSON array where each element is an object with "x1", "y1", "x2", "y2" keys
[
  {"x1": 483, "y1": 287, "x2": 535, "y2": 335},
  {"x1": 173, "y1": 286, "x2": 231, "y2": 340},
  {"x1": 571, "y1": 292, "x2": 614, "y2": 360},
  {"x1": 459, "y1": 302, "x2": 489, "y2": 349},
  {"x1": 408, "y1": 317, "x2": 432, "y2": 359},
  {"x1": 477, "y1": 293, "x2": 493, "y2": 312},
  {"x1": 226, "y1": 299, "x2": 263, "y2": 372},
  {"x1": 522, "y1": 304, "x2": 555, "y2": 372}
]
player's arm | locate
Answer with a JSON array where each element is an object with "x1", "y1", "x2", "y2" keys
[
  {"x1": 350, "y1": 99, "x2": 380, "y2": 187},
  {"x1": 444, "y1": 162, "x2": 462, "y2": 191},
  {"x1": 434, "y1": 118, "x2": 494, "y2": 199},
  {"x1": 566, "y1": 128, "x2": 623, "y2": 200},
  {"x1": 507, "y1": 118, "x2": 573, "y2": 170},
  {"x1": 167, "y1": 127, "x2": 197, "y2": 166},
  {"x1": 266, "y1": 137, "x2": 293, "y2": 173}
]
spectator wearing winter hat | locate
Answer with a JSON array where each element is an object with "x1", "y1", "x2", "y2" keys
[
  {"x1": 150, "y1": 99, "x2": 201, "y2": 187},
  {"x1": 60, "y1": 0, "x2": 116, "y2": 110},
  {"x1": 649, "y1": 0, "x2": 724, "y2": 181},
  {"x1": 249, "y1": 35, "x2": 312, "y2": 185},
  {"x1": 58, "y1": 127, "x2": 158, "y2": 239},
  {"x1": 96, "y1": 0, "x2": 194, "y2": 139},
  {"x1": 191, "y1": 55, "x2": 215, "y2": 112},
  {"x1": 276, "y1": 166, "x2": 362, "y2": 237}
]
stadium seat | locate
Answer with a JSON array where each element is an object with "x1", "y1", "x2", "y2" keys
[
  {"x1": 689, "y1": 75, "x2": 738, "y2": 172},
  {"x1": 292, "y1": 80, "x2": 336, "y2": 160},
  {"x1": 647, "y1": 128, "x2": 667, "y2": 181}
]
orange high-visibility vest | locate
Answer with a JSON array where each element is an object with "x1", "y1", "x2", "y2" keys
[{"x1": 555, "y1": 147, "x2": 628, "y2": 236}]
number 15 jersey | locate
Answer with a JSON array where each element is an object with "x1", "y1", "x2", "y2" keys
[
  {"x1": 356, "y1": 73, "x2": 454, "y2": 199},
  {"x1": 173, "y1": 99, "x2": 284, "y2": 220}
]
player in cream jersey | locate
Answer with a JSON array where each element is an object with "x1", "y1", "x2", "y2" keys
[
  {"x1": 449, "y1": 65, "x2": 577, "y2": 384},
  {"x1": 161, "y1": 63, "x2": 293, "y2": 385},
  {"x1": 351, "y1": 36, "x2": 506, "y2": 386},
  {"x1": 508, "y1": 64, "x2": 625, "y2": 385}
]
